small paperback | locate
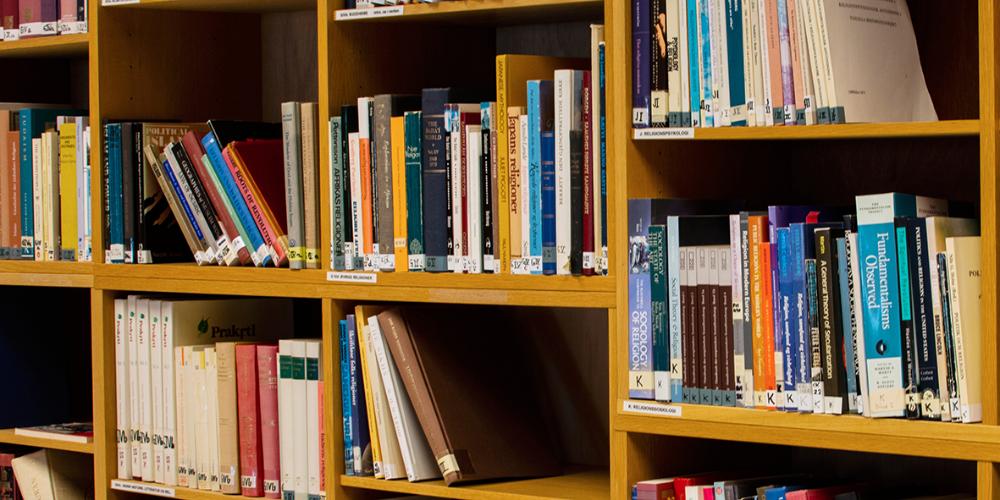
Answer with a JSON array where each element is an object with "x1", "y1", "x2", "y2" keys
[{"x1": 15, "y1": 423, "x2": 94, "y2": 444}]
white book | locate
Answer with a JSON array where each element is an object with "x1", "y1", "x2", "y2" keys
[
  {"x1": 114, "y1": 298, "x2": 131, "y2": 480},
  {"x1": 675, "y1": 0, "x2": 690, "y2": 126},
  {"x1": 347, "y1": 132, "x2": 362, "y2": 271},
  {"x1": 757, "y1": 0, "x2": 774, "y2": 126},
  {"x1": 305, "y1": 340, "x2": 323, "y2": 500},
  {"x1": 183, "y1": 346, "x2": 199, "y2": 488},
  {"x1": 794, "y1": 0, "x2": 817, "y2": 125},
  {"x1": 163, "y1": 145, "x2": 220, "y2": 260},
  {"x1": 42, "y1": 133, "x2": 58, "y2": 261},
  {"x1": 803, "y1": 0, "x2": 828, "y2": 122},
  {"x1": 553, "y1": 70, "x2": 581, "y2": 275},
  {"x1": 361, "y1": 325, "x2": 404, "y2": 479},
  {"x1": 356, "y1": 99, "x2": 375, "y2": 272},
  {"x1": 667, "y1": 0, "x2": 683, "y2": 126},
  {"x1": 277, "y1": 339, "x2": 296, "y2": 500},
  {"x1": 947, "y1": 237, "x2": 983, "y2": 424},
  {"x1": 149, "y1": 300, "x2": 164, "y2": 484},
  {"x1": 728, "y1": 216, "x2": 745, "y2": 406},
  {"x1": 206, "y1": 348, "x2": 221, "y2": 491},
  {"x1": 173, "y1": 346, "x2": 187, "y2": 487},
  {"x1": 159, "y1": 301, "x2": 177, "y2": 486},
  {"x1": 291, "y1": 340, "x2": 309, "y2": 500},
  {"x1": 846, "y1": 232, "x2": 870, "y2": 417},
  {"x1": 710, "y1": 0, "x2": 730, "y2": 126},
  {"x1": 137, "y1": 298, "x2": 153, "y2": 482},
  {"x1": 741, "y1": 0, "x2": 755, "y2": 126},
  {"x1": 127, "y1": 295, "x2": 140, "y2": 477},
  {"x1": 518, "y1": 114, "x2": 532, "y2": 273},
  {"x1": 449, "y1": 112, "x2": 464, "y2": 273},
  {"x1": 76, "y1": 118, "x2": 87, "y2": 262},
  {"x1": 368, "y1": 315, "x2": 440, "y2": 482},
  {"x1": 465, "y1": 125, "x2": 483, "y2": 274},
  {"x1": 748, "y1": 0, "x2": 765, "y2": 126},
  {"x1": 194, "y1": 348, "x2": 210, "y2": 490},
  {"x1": 11, "y1": 449, "x2": 92, "y2": 500},
  {"x1": 32, "y1": 137, "x2": 42, "y2": 261},
  {"x1": 590, "y1": 25, "x2": 604, "y2": 273}
]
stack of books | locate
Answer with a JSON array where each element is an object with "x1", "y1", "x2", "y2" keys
[
  {"x1": 113, "y1": 296, "x2": 325, "y2": 500},
  {"x1": 340, "y1": 305, "x2": 560, "y2": 484},
  {"x1": 0, "y1": 107, "x2": 91, "y2": 262},
  {"x1": 627, "y1": 193, "x2": 984, "y2": 422},
  {"x1": 329, "y1": 25, "x2": 608, "y2": 275},
  {"x1": 6, "y1": 0, "x2": 87, "y2": 40},
  {"x1": 632, "y1": 0, "x2": 936, "y2": 128},
  {"x1": 633, "y1": 473, "x2": 973, "y2": 499},
  {"x1": 103, "y1": 103, "x2": 321, "y2": 268}
]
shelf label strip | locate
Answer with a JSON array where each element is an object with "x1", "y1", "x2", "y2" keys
[
  {"x1": 335, "y1": 6, "x2": 405, "y2": 20},
  {"x1": 623, "y1": 399, "x2": 682, "y2": 417},
  {"x1": 111, "y1": 480, "x2": 175, "y2": 498},
  {"x1": 327, "y1": 271, "x2": 378, "y2": 284},
  {"x1": 101, "y1": 0, "x2": 140, "y2": 5},
  {"x1": 633, "y1": 128, "x2": 695, "y2": 140}
]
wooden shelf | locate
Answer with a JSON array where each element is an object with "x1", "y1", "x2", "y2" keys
[
  {"x1": 92, "y1": 263, "x2": 614, "y2": 307},
  {"x1": 110, "y1": 480, "x2": 262, "y2": 499},
  {"x1": 102, "y1": 0, "x2": 313, "y2": 12},
  {"x1": 333, "y1": 0, "x2": 603, "y2": 24},
  {"x1": 340, "y1": 466, "x2": 609, "y2": 500},
  {"x1": 631, "y1": 120, "x2": 980, "y2": 141},
  {"x1": 0, "y1": 429, "x2": 93, "y2": 454},
  {"x1": 616, "y1": 400, "x2": 1000, "y2": 462},
  {"x1": 0, "y1": 261, "x2": 94, "y2": 288},
  {"x1": 0, "y1": 33, "x2": 88, "y2": 58}
]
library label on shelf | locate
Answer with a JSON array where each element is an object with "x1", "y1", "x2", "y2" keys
[
  {"x1": 101, "y1": 0, "x2": 140, "y2": 5},
  {"x1": 633, "y1": 128, "x2": 696, "y2": 140},
  {"x1": 334, "y1": 6, "x2": 405, "y2": 20},
  {"x1": 623, "y1": 399, "x2": 683, "y2": 418},
  {"x1": 327, "y1": 271, "x2": 378, "y2": 284},
  {"x1": 111, "y1": 480, "x2": 175, "y2": 498}
]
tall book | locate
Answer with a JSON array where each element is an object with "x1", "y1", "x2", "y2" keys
[
  {"x1": 300, "y1": 103, "x2": 320, "y2": 269},
  {"x1": 257, "y1": 345, "x2": 281, "y2": 499},
  {"x1": 403, "y1": 111, "x2": 423, "y2": 271},
  {"x1": 236, "y1": 344, "x2": 264, "y2": 497},
  {"x1": 373, "y1": 95, "x2": 420, "y2": 271},
  {"x1": 946, "y1": 236, "x2": 983, "y2": 423},
  {"x1": 281, "y1": 102, "x2": 306, "y2": 269}
]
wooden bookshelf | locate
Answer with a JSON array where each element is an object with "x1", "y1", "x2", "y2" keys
[
  {"x1": 110, "y1": 480, "x2": 260, "y2": 499},
  {"x1": 102, "y1": 0, "x2": 314, "y2": 12},
  {"x1": 632, "y1": 119, "x2": 982, "y2": 141},
  {"x1": 332, "y1": 0, "x2": 602, "y2": 24},
  {"x1": 0, "y1": 261, "x2": 93, "y2": 287},
  {"x1": 339, "y1": 466, "x2": 609, "y2": 500},
  {"x1": 0, "y1": 33, "x2": 89, "y2": 58},
  {"x1": 0, "y1": 429, "x2": 94, "y2": 454}
]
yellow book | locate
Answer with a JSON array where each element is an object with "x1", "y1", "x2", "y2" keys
[
  {"x1": 58, "y1": 122, "x2": 77, "y2": 261},
  {"x1": 495, "y1": 54, "x2": 587, "y2": 274},
  {"x1": 391, "y1": 116, "x2": 407, "y2": 272},
  {"x1": 354, "y1": 305, "x2": 384, "y2": 478}
]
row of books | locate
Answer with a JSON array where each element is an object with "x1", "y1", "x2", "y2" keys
[
  {"x1": 104, "y1": 104, "x2": 321, "y2": 267},
  {"x1": 329, "y1": 26, "x2": 608, "y2": 275},
  {"x1": 340, "y1": 305, "x2": 559, "y2": 485},
  {"x1": 3, "y1": 450, "x2": 92, "y2": 500},
  {"x1": 0, "y1": 107, "x2": 91, "y2": 261},
  {"x1": 3, "y1": 0, "x2": 87, "y2": 40},
  {"x1": 628, "y1": 193, "x2": 984, "y2": 422},
  {"x1": 633, "y1": 473, "x2": 972, "y2": 500},
  {"x1": 631, "y1": 0, "x2": 936, "y2": 129},
  {"x1": 114, "y1": 297, "x2": 325, "y2": 499},
  {"x1": 343, "y1": 0, "x2": 442, "y2": 8}
]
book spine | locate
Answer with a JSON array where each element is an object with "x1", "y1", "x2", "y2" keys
[
  {"x1": 114, "y1": 298, "x2": 131, "y2": 479},
  {"x1": 305, "y1": 341, "x2": 322, "y2": 500},
  {"x1": 201, "y1": 152, "x2": 254, "y2": 265},
  {"x1": 895, "y1": 219, "x2": 919, "y2": 418},
  {"x1": 373, "y1": 97, "x2": 395, "y2": 270},
  {"x1": 568, "y1": 77, "x2": 584, "y2": 276},
  {"x1": 277, "y1": 342, "x2": 295, "y2": 499},
  {"x1": 837, "y1": 237, "x2": 859, "y2": 413},
  {"x1": 496, "y1": 59, "x2": 512, "y2": 275},
  {"x1": 488, "y1": 102, "x2": 500, "y2": 273},
  {"x1": 633, "y1": 0, "x2": 651, "y2": 127},
  {"x1": 175, "y1": 346, "x2": 188, "y2": 487},
  {"x1": 301, "y1": 104, "x2": 320, "y2": 269},
  {"x1": 847, "y1": 230, "x2": 871, "y2": 416},
  {"x1": 136, "y1": 306, "x2": 152, "y2": 481},
  {"x1": 108, "y1": 124, "x2": 125, "y2": 262},
  {"x1": 681, "y1": 246, "x2": 693, "y2": 402},
  {"x1": 215, "y1": 343, "x2": 241, "y2": 493},
  {"x1": 345, "y1": 318, "x2": 371, "y2": 476},
  {"x1": 628, "y1": 199, "x2": 654, "y2": 399},
  {"x1": 815, "y1": 228, "x2": 846, "y2": 414},
  {"x1": 281, "y1": 102, "x2": 306, "y2": 269},
  {"x1": 159, "y1": 302, "x2": 176, "y2": 485},
  {"x1": 149, "y1": 301, "x2": 163, "y2": 483},
  {"x1": 465, "y1": 124, "x2": 482, "y2": 274},
  {"x1": 582, "y1": 74, "x2": 595, "y2": 276},
  {"x1": 527, "y1": 82, "x2": 544, "y2": 274},
  {"x1": 806, "y1": 257, "x2": 824, "y2": 413},
  {"x1": 777, "y1": 0, "x2": 796, "y2": 124},
  {"x1": 667, "y1": 217, "x2": 684, "y2": 402},
  {"x1": 18, "y1": 111, "x2": 30, "y2": 257},
  {"x1": 330, "y1": 117, "x2": 345, "y2": 270},
  {"x1": 696, "y1": 247, "x2": 712, "y2": 403},
  {"x1": 348, "y1": 134, "x2": 363, "y2": 270},
  {"x1": 519, "y1": 115, "x2": 532, "y2": 273},
  {"x1": 748, "y1": 218, "x2": 766, "y2": 407},
  {"x1": 710, "y1": 0, "x2": 730, "y2": 126},
  {"x1": 58, "y1": 124, "x2": 76, "y2": 260},
  {"x1": 650, "y1": 225, "x2": 669, "y2": 402},
  {"x1": 126, "y1": 296, "x2": 140, "y2": 477},
  {"x1": 121, "y1": 124, "x2": 136, "y2": 263},
  {"x1": 202, "y1": 134, "x2": 265, "y2": 265},
  {"x1": 172, "y1": 143, "x2": 232, "y2": 262},
  {"x1": 947, "y1": 238, "x2": 983, "y2": 423},
  {"x1": 508, "y1": 108, "x2": 523, "y2": 272},
  {"x1": 165, "y1": 145, "x2": 218, "y2": 263},
  {"x1": 726, "y1": 0, "x2": 747, "y2": 125},
  {"x1": 698, "y1": 0, "x2": 714, "y2": 127},
  {"x1": 541, "y1": 128, "x2": 556, "y2": 276},
  {"x1": 938, "y1": 253, "x2": 961, "y2": 421},
  {"x1": 708, "y1": 247, "x2": 723, "y2": 405},
  {"x1": 421, "y1": 94, "x2": 448, "y2": 272},
  {"x1": 256, "y1": 346, "x2": 280, "y2": 498},
  {"x1": 599, "y1": 42, "x2": 609, "y2": 272},
  {"x1": 161, "y1": 152, "x2": 211, "y2": 264},
  {"x1": 338, "y1": 323, "x2": 354, "y2": 476},
  {"x1": 728, "y1": 216, "x2": 745, "y2": 405},
  {"x1": 449, "y1": 109, "x2": 464, "y2": 273},
  {"x1": 791, "y1": 225, "x2": 810, "y2": 411},
  {"x1": 687, "y1": 0, "x2": 702, "y2": 126},
  {"x1": 650, "y1": 0, "x2": 667, "y2": 127},
  {"x1": 668, "y1": 0, "x2": 684, "y2": 127},
  {"x1": 357, "y1": 100, "x2": 374, "y2": 269},
  {"x1": 184, "y1": 136, "x2": 248, "y2": 266},
  {"x1": 392, "y1": 116, "x2": 407, "y2": 272},
  {"x1": 236, "y1": 345, "x2": 263, "y2": 497},
  {"x1": 222, "y1": 146, "x2": 289, "y2": 267},
  {"x1": 777, "y1": 228, "x2": 797, "y2": 409},
  {"x1": 481, "y1": 105, "x2": 495, "y2": 273},
  {"x1": 404, "y1": 112, "x2": 424, "y2": 271}
]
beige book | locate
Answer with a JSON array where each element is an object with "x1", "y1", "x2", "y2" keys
[
  {"x1": 42, "y1": 132, "x2": 59, "y2": 261},
  {"x1": 206, "y1": 348, "x2": 221, "y2": 491},
  {"x1": 507, "y1": 107, "x2": 524, "y2": 270},
  {"x1": 946, "y1": 236, "x2": 982, "y2": 424},
  {"x1": 362, "y1": 324, "x2": 405, "y2": 479},
  {"x1": 11, "y1": 449, "x2": 93, "y2": 500},
  {"x1": 31, "y1": 137, "x2": 42, "y2": 261},
  {"x1": 194, "y1": 348, "x2": 211, "y2": 490},
  {"x1": 300, "y1": 103, "x2": 320, "y2": 269},
  {"x1": 215, "y1": 342, "x2": 242, "y2": 493}
]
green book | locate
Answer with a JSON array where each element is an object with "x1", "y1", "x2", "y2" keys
[
  {"x1": 330, "y1": 116, "x2": 345, "y2": 270},
  {"x1": 404, "y1": 111, "x2": 424, "y2": 271},
  {"x1": 649, "y1": 224, "x2": 669, "y2": 402}
]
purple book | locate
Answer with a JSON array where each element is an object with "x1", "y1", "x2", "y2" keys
[
  {"x1": 777, "y1": 0, "x2": 796, "y2": 125},
  {"x1": 632, "y1": 0, "x2": 651, "y2": 127},
  {"x1": 628, "y1": 199, "x2": 654, "y2": 399}
]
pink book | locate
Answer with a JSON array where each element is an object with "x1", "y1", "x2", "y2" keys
[
  {"x1": 236, "y1": 344, "x2": 264, "y2": 497},
  {"x1": 700, "y1": 485, "x2": 714, "y2": 500},
  {"x1": 256, "y1": 345, "x2": 281, "y2": 499},
  {"x1": 58, "y1": 0, "x2": 72, "y2": 24},
  {"x1": 764, "y1": 0, "x2": 785, "y2": 124},
  {"x1": 786, "y1": 486, "x2": 856, "y2": 500}
]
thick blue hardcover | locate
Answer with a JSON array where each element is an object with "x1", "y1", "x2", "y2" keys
[
  {"x1": 628, "y1": 199, "x2": 654, "y2": 399},
  {"x1": 541, "y1": 130, "x2": 556, "y2": 275},
  {"x1": 421, "y1": 89, "x2": 451, "y2": 272},
  {"x1": 338, "y1": 320, "x2": 354, "y2": 474}
]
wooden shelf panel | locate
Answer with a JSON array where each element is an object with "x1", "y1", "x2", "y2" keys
[
  {"x1": 340, "y1": 466, "x2": 609, "y2": 500},
  {"x1": 632, "y1": 120, "x2": 981, "y2": 141},
  {"x1": 616, "y1": 400, "x2": 1000, "y2": 462},
  {"x1": 0, "y1": 429, "x2": 94, "y2": 454},
  {"x1": 110, "y1": 480, "x2": 261, "y2": 499},
  {"x1": 0, "y1": 33, "x2": 88, "y2": 58},
  {"x1": 333, "y1": 0, "x2": 603, "y2": 25},
  {"x1": 92, "y1": 263, "x2": 614, "y2": 307},
  {"x1": 103, "y1": 0, "x2": 313, "y2": 12},
  {"x1": 0, "y1": 261, "x2": 94, "y2": 288}
]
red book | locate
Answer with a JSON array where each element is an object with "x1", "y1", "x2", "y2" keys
[
  {"x1": 236, "y1": 345, "x2": 263, "y2": 497},
  {"x1": 672, "y1": 474, "x2": 720, "y2": 500},
  {"x1": 2, "y1": 0, "x2": 16, "y2": 31},
  {"x1": 0, "y1": 453, "x2": 20, "y2": 500},
  {"x1": 635, "y1": 478, "x2": 675, "y2": 500},
  {"x1": 581, "y1": 70, "x2": 594, "y2": 276},
  {"x1": 256, "y1": 345, "x2": 281, "y2": 499},
  {"x1": 786, "y1": 485, "x2": 856, "y2": 500},
  {"x1": 459, "y1": 109, "x2": 480, "y2": 271},
  {"x1": 181, "y1": 131, "x2": 252, "y2": 266},
  {"x1": 222, "y1": 140, "x2": 289, "y2": 267},
  {"x1": 58, "y1": 0, "x2": 72, "y2": 24}
]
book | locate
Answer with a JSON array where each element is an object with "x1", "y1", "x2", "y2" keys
[
  {"x1": 256, "y1": 345, "x2": 281, "y2": 499},
  {"x1": 946, "y1": 236, "x2": 982, "y2": 423},
  {"x1": 13, "y1": 423, "x2": 93, "y2": 444},
  {"x1": 281, "y1": 102, "x2": 306, "y2": 269},
  {"x1": 11, "y1": 450, "x2": 92, "y2": 500}
]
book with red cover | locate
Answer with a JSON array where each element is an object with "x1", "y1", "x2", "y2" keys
[
  {"x1": 58, "y1": 0, "x2": 72, "y2": 24},
  {"x1": 181, "y1": 132, "x2": 251, "y2": 265},
  {"x1": 635, "y1": 478, "x2": 675, "y2": 500},
  {"x1": 786, "y1": 485, "x2": 857, "y2": 500},
  {"x1": 2, "y1": 0, "x2": 16, "y2": 31},
  {"x1": 0, "y1": 453, "x2": 19, "y2": 500},
  {"x1": 256, "y1": 344, "x2": 280, "y2": 499},
  {"x1": 236, "y1": 344, "x2": 263, "y2": 497},
  {"x1": 672, "y1": 474, "x2": 721, "y2": 500},
  {"x1": 222, "y1": 140, "x2": 289, "y2": 267}
]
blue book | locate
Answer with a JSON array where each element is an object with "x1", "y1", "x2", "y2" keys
[
  {"x1": 201, "y1": 132, "x2": 271, "y2": 267},
  {"x1": 628, "y1": 199, "x2": 654, "y2": 399},
  {"x1": 527, "y1": 80, "x2": 551, "y2": 274},
  {"x1": 19, "y1": 108, "x2": 83, "y2": 259},
  {"x1": 837, "y1": 236, "x2": 859, "y2": 414},
  {"x1": 855, "y1": 193, "x2": 947, "y2": 417},
  {"x1": 421, "y1": 88, "x2": 453, "y2": 272},
  {"x1": 686, "y1": 0, "x2": 701, "y2": 127},
  {"x1": 541, "y1": 129, "x2": 556, "y2": 275},
  {"x1": 632, "y1": 0, "x2": 650, "y2": 127},
  {"x1": 599, "y1": 43, "x2": 608, "y2": 271},
  {"x1": 345, "y1": 315, "x2": 371, "y2": 475},
  {"x1": 161, "y1": 157, "x2": 204, "y2": 247},
  {"x1": 907, "y1": 217, "x2": 943, "y2": 419},
  {"x1": 698, "y1": 0, "x2": 713, "y2": 127},
  {"x1": 725, "y1": 0, "x2": 747, "y2": 126},
  {"x1": 776, "y1": 228, "x2": 796, "y2": 410},
  {"x1": 338, "y1": 320, "x2": 354, "y2": 475},
  {"x1": 106, "y1": 123, "x2": 124, "y2": 263}
]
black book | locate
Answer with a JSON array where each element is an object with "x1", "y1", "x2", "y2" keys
[
  {"x1": 102, "y1": 124, "x2": 112, "y2": 261},
  {"x1": 121, "y1": 122, "x2": 136, "y2": 264},
  {"x1": 937, "y1": 252, "x2": 960, "y2": 419},
  {"x1": 367, "y1": 102, "x2": 378, "y2": 263},
  {"x1": 480, "y1": 121, "x2": 494, "y2": 273},
  {"x1": 815, "y1": 226, "x2": 847, "y2": 415},
  {"x1": 905, "y1": 217, "x2": 941, "y2": 420},
  {"x1": 569, "y1": 127, "x2": 584, "y2": 275},
  {"x1": 169, "y1": 142, "x2": 226, "y2": 258},
  {"x1": 341, "y1": 105, "x2": 358, "y2": 269},
  {"x1": 650, "y1": 0, "x2": 667, "y2": 127},
  {"x1": 893, "y1": 217, "x2": 920, "y2": 419},
  {"x1": 206, "y1": 120, "x2": 281, "y2": 147}
]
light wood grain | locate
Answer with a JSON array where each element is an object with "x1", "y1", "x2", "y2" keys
[
  {"x1": 0, "y1": 33, "x2": 88, "y2": 58},
  {"x1": 632, "y1": 120, "x2": 980, "y2": 141},
  {"x1": 110, "y1": 481, "x2": 265, "y2": 500},
  {"x1": 108, "y1": 0, "x2": 314, "y2": 12},
  {"x1": 0, "y1": 261, "x2": 93, "y2": 287},
  {"x1": 334, "y1": 0, "x2": 601, "y2": 25},
  {"x1": 0, "y1": 428, "x2": 94, "y2": 454}
]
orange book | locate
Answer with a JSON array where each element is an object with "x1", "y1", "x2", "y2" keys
[
  {"x1": 747, "y1": 215, "x2": 770, "y2": 408},
  {"x1": 765, "y1": 0, "x2": 785, "y2": 125},
  {"x1": 390, "y1": 116, "x2": 407, "y2": 272},
  {"x1": 759, "y1": 241, "x2": 776, "y2": 408},
  {"x1": 359, "y1": 137, "x2": 373, "y2": 258}
]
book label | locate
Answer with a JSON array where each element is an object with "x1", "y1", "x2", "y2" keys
[
  {"x1": 484, "y1": 255, "x2": 495, "y2": 273},
  {"x1": 3, "y1": 29, "x2": 19, "y2": 41},
  {"x1": 111, "y1": 480, "x2": 175, "y2": 497},
  {"x1": 58, "y1": 21, "x2": 86, "y2": 34},
  {"x1": 19, "y1": 22, "x2": 58, "y2": 36},
  {"x1": 334, "y1": 6, "x2": 403, "y2": 20},
  {"x1": 241, "y1": 475, "x2": 257, "y2": 489},
  {"x1": 633, "y1": 128, "x2": 696, "y2": 140},
  {"x1": 327, "y1": 271, "x2": 377, "y2": 284},
  {"x1": 378, "y1": 253, "x2": 394, "y2": 271},
  {"x1": 408, "y1": 254, "x2": 425, "y2": 271},
  {"x1": 102, "y1": 0, "x2": 140, "y2": 4},
  {"x1": 622, "y1": 400, "x2": 683, "y2": 418},
  {"x1": 527, "y1": 256, "x2": 543, "y2": 273},
  {"x1": 264, "y1": 480, "x2": 279, "y2": 496}
]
